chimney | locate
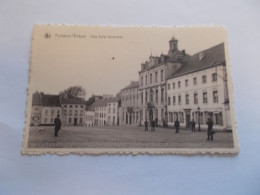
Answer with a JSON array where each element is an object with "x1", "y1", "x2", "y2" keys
[{"x1": 182, "y1": 50, "x2": 186, "y2": 55}]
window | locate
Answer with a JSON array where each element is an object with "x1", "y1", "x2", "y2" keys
[
  {"x1": 161, "y1": 70, "x2": 164, "y2": 82},
  {"x1": 35, "y1": 107, "x2": 38, "y2": 111},
  {"x1": 155, "y1": 90, "x2": 158, "y2": 104},
  {"x1": 64, "y1": 105, "x2": 67, "y2": 108},
  {"x1": 213, "y1": 90, "x2": 218, "y2": 103},
  {"x1": 155, "y1": 71, "x2": 158, "y2": 83},
  {"x1": 51, "y1": 110, "x2": 54, "y2": 116},
  {"x1": 168, "y1": 83, "x2": 170, "y2": 90},
  {"x1": 172, "y1": 82, "x2": 175, "y2": 89},
  {"x1": 194, "y1": 93, "x2": 198, "y2": 104},
  {"x1": 161, "y1": 88, "x2": 164, "y2": 104},
  {"x1": 168, "y1": 97, "x2": 171, "y2": 105},
  {"x1": 69, "y1": 118, "x2": 72, "y2": 123},
  {"x1": 185, "y1": 79, "x2": 189, "y2": 87},
  {"x1": 178, "y1": 81, "x2": 181, "y2": 88},
  {"x1": 70, "y1": 105, "x2": 72, "y2": 108},
  {"x1": 44, "y1": 118, "x2": 47, "y2": 123},
  {"x1": 113, "y1": 107, "x2": 115, "y2": 114},
  {"x1": 212, "y1": 73, "x2": 217, "y2": 82},
  {"x1": 203, "y1": 92, "x2": 208, "y2": 103},
  {"x1": 75, "y1": 105, "x2": 78, "y2": 108},
  {"x1": 141, "y1": 77, "x2": 143, "y2": 86},
  {"x1": 150, "y1": 73, "x2": 152, "y2": 84},
  {"x1": 185, "y1": 94, "x2": 189, "y2": 105},
  {"x1": 178, "y1": 95, "x2": 181, "y2": 105},
  {"x1": 193, "y1": 77, "x2": 197, "y2": 85},
  {"x1": 45, "y1": 110, "x2": 48, "y2": 115},
  {"x1": 202, "y1": 75, "x2": 207, "y2": 83},
  {"x1": 80, "y1": 118, "x2": 82, "y2": 124},
  {"x1": 145, "y1": 75, "x2": 148, "y2": 86},
  {"x1": 145, "y1": 91, "x2": 148, "y2": 103},
  {"x1": 51, "y1": 118, "x2": 54, "y2": 123},
  {"x1": 141, "y1": 92, "x2": 143, "y2": 104},
  {"x1": 173, "y1": 96, "x2": 176, "y2": 105}
]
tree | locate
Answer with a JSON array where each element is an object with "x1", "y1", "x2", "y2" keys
[{"x1": 59, "y1": 86, "x2": 86, "y2": 99}]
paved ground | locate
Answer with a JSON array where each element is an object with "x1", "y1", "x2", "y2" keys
[{"x1": 28, "y1": 125, "x2": 234, "y2": 148}]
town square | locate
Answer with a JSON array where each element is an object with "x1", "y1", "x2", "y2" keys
[{"x1": 23, "y1": 26, "x2": 237, "y2": 153}]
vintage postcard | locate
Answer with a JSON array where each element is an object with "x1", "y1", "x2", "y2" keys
[{"x1": 22, "y1": 25, "x2": 239, "y2": 154}]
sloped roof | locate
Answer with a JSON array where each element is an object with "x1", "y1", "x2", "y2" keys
[
  {"x1": 60, "y1": 98, "x2": 85, "y2": 105},
  {"x1": 32, "y1": 92, "x2": 42, "y2": 105},
  {"x1": 42, "y1": 94, "x2": 61, "y2": 107},
  {"x1": 122, "y1": 81, "x2": 139, "y2": 90},
  {"x1": 86, "y1": 97, "x2": 119, "y2": 111},
  {"x1": 169, "y1": 42, "x2": 225, "y2": 78},
  {"x1": 32, "y1": 92, "x2": 61, "y2": 107}
]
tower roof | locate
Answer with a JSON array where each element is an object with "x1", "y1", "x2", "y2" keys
[{"x1": 169, "y1": 34, "x2": 178, "y2": 42}]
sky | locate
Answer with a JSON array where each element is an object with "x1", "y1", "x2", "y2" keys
[{"x1": 29, "y1": 26, "x2": 227, "y2": 99}]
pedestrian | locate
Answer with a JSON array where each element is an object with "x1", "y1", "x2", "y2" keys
[
  {"x1": 151, "y1": 120, "x2": 155, "y2": 132},
  {"x1": 206, "y1": 118, "x2": 214, "y2": 140},
  {"x1": 144, "y1": 120, "x2": 149, "y2": 132},
  {"x1": 174, "y1": 119, "x2": 180, "y2": 134},
  {"x1": 54, "y1": 114, "x2": 61, "y2": 137},
  {"x1": 191, "y1": 119, "x2": 196, "y2": 132}
]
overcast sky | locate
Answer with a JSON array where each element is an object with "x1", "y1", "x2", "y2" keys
[{"x1": 30, "y1": 26, "x2": 227, "y2": 99}]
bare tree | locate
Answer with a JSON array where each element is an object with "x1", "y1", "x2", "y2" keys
[{"x1": 59, "y1": 86, "x2": 86, "y2": 99}]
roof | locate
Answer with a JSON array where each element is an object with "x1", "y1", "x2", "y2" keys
[
  {"x1": 122, "y1": 81, "x2": 139, "y2": 90},
  {"x1": 169, "y1": 42, "x2": 225, "y2": 78},
  {"x1": 42, "y1": 94, "x2": 61, "y2": 107},
  {"x1": 60, "y1": 98, "x2": 85, "y2": 105},
  {"x1": 86, "y1": 97, "x2": 119, "y2": 111},
  {"x1": 32, "y1": 92, "x2": 61, "y2": 107},
  {"x1": 32, "y1": 92, "x2": 42, "y2": 105},
  {"x1": 169, "y1": 35, "x2": 178, "y2": 42}
]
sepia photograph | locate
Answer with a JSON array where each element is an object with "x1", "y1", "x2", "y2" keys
[{"x1": 23, "y1": 25, "x2": 238, "y2": 154}]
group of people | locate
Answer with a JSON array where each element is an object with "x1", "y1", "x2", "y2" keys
[
  {"x1": 144, "y1": 120, "x2": 156, "y2": 132},
  {"x1": 143, "y1": 118, "x2": 215, "y2": 140}
]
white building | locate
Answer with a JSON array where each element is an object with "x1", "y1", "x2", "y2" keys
[
  {"x1": 166, "y1": 43, "x2": 231, "y2": 130},
  {"x1": 60, "y1": 98, "x2": 86, "y2": 126},
  {"x1": 107, "y1": 97, "x2": 119, "y2": 126},
  {"x1": 31, "y1": 92, "x2": 61, "y2": 125},
  {"x1": 120, "y1": 81, "x2": 140, "y2": 125}
]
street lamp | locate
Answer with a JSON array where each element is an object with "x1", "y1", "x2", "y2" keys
[{"x1": 197, "y1": 106, "x2": 201, "y2": 131}]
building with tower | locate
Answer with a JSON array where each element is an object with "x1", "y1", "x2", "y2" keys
[{"x1": 138, "y1": 35, "x2": 189, "y2": 126}]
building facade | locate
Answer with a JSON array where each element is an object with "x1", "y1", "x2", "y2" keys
[
  {"x1": 31, "y1": 92, "x2": 61, "y2": 125},
  {"x1": 166, "y1": 43, "x2": 231, "y2": 130},
  {"x1": 60, "y1": 98, "x2": 86, "y2": 126},
  {"x1": 120, "y1": 81, "x2": 140, "y2": 125},
  {"x1": 138, "y1": 35, "x2": 188, "y2": 126}
]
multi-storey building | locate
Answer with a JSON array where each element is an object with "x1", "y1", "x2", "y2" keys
[
  {"x1": 107, "y1": 97, "x2": 119, "y2": 126},
  {"x1": 166, "y1": 43, "x2": 231, "y2": 130},
  {"x1": 60, "y1": 98, "x2": 86, "y2": 126},
  {"x1": 31, "y1": 92, "x2": 61, "y2": 125},
  {"x1": 138, "y1": 35, "x2": 188, "y2": 126},
  {"x1": 92, "y1": 97, "x2": 120, "y2": 126},
  {"x1": 120, "y1": 81, "x2": 140, "y2": 125}
]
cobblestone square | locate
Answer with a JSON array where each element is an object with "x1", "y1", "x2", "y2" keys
[{"x1": 28, "y1": 125, "x2": 234, "y2": 148}]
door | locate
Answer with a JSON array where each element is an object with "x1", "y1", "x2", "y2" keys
[
  {"x1": 186, "y1": 114, "x2": 190, "y2": 128},
  {"x1": 74, "y1": 118, "x2": 78, "y2": 126}
]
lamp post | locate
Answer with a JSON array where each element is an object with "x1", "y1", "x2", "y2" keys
[{"x1": 198, "y1": 106, "x2": 201, "y2": 131}]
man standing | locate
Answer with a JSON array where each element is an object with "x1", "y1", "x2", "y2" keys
[
  {"x1": 174, "y1": 119, "x2": 180, "y2": 134},
  {"x1": 207, "y1": 118, "x2": 214, "y2": 140},
  {"x1": 144, "y1": 120, "x2": 149, "y2": 132},
  {"x1": 54, "y1": 114, "x2": 61, "y2": 137},
  {"x1": 191, "y1": 119, "x2": 196, "y2": 132}
]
